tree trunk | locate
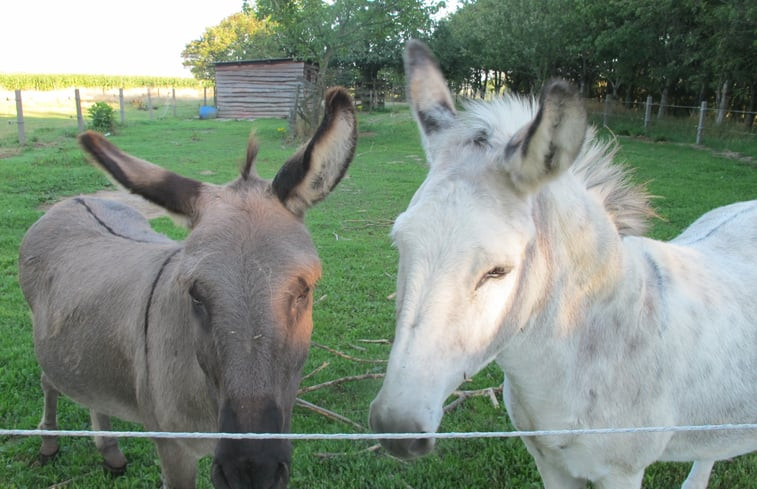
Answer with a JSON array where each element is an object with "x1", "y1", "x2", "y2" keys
[{"x1": 716, "y1": 79, "x2": 730, "y2": 125}]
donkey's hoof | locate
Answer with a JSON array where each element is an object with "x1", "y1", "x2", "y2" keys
[
  {"x1": 38, "y1": 448, "x2": 59, "y2": 466},
  {"x1": 103, "y1": 460, "x2": 128, "y2": 477}
]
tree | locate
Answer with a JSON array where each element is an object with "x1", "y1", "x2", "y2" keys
[
  {"x1": 181, "y1": 10, "x2": 284, "y2": 82},
  {"x1": 256, "y1": 0, "x2": 440, "y2": 135},
  {"x1": 257, "y1": 0, "x2": 438, "y2": 83}
]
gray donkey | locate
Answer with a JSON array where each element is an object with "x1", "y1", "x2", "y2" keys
[{"x1": 18, "y1": 87, "x2": 357, "y2": 489}]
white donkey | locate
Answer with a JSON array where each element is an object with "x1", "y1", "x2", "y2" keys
[{"x1": 370, "y1": 40, "x2": 757, "y2": 488}]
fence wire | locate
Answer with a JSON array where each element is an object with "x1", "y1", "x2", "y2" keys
[{"x1": 2, "y1": 423, "x2": 756, "y2": 442}]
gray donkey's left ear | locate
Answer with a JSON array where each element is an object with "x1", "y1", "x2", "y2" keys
[{"x1": 272, "y1": 87, "x2": 357, "y2": 217}]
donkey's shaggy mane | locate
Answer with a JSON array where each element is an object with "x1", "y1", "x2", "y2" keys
[{"x1": 460, "y1": 96, "x2": 655, "y2": 237}]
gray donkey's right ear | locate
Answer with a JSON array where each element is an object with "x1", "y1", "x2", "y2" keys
[
  {"x1": 272, "y1": 87, "x2": 357, "y2": 217},
  {"x1": 79, "y1": 131, "x2": 204, "y2": 221}
]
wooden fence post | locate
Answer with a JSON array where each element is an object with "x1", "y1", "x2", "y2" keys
[
  {"x1": 147, "y1": 88, "x2": 153, "y2": 120},
  {"x1": 75, "y1": 89, "x2": 85, "y2": 132},
  {"x1": 603, "y1": 95, "x2": 610, "y2": 127},
  {"x1": 696, "y1": 101, "x2": 707, "y2": 145},
  {"x1": 644, "y1": 95, "x2": 653, "y2": 130},
  {"x1": 172, "y1": 88, "x2": 177, "y2": 117},
  {"x1": 203, "y1": 86, "x2": 208, "y2": 106},
  {"x1": 119, "y1": 88, "x2": 125, "y2": 125},
  {"x1": 15, "y1": 90, "x2": 25, "y2": 145}
]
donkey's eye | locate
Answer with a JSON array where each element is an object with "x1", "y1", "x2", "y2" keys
[
  {"x1": 476, "y1": 266, "x2": 512, "y2": 290},
  {"x1": 295, "y1": 284, "x2": 311, "y2": 304},
  {"x1": 189, "y1": 283, "x2": 205, "y2": 308}
]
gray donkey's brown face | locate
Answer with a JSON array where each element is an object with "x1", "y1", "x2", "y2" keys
[
  {"x1": 177, "y1": 185, "x2": 321, "y2": 487},
  {"x1": 73, "y1": 88, "x2": 357, "y2": 488}
]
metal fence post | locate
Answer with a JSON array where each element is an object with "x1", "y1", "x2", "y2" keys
[
  {"x1": 644, "y1": 95, "x2": 653, "y2": 130},
  {"x1": 603, "y1": 96, "x2": 610, "y2": 127},
  {"x1": 15, "y1": 89, "x2": 25, "y2": 145},
  {"x1": 696, "y1": 101, "x2": 707, "y2": 145}
]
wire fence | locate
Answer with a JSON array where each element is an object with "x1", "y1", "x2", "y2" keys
[
  {"x1": 3, "y1": 87, "x2": 755, "y2": 160},
  {"x1": 0, "y1": 86, "x2": 215, "y2": 147},
  {"x1": 2, "y1": 423, "x2": 756, "y2": 442},
  {"x1": 586, "y1": 97, "x2": 756, "y2": 156}
]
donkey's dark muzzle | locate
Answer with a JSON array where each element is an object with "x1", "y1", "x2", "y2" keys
[
  {"x1": 211, "y1": 439, "x2": 291, "y2": 489},
  {"x1": 212, "y1": 399, "x2": 292, "y2": 488}
]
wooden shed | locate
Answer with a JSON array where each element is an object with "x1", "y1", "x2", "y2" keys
[{"x1": 214, "y1": 59, "x2": 317, "y2": 119}]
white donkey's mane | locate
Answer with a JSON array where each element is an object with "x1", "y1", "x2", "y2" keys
[{"x1": 457, "y1": 95, "x2": 656, "y2": 237}]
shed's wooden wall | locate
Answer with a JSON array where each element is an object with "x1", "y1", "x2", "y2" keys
[{"x1": 215, "y1": 60, "x2": 313, "y2": 119}]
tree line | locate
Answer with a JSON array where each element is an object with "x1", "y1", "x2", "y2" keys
[{"x1": 181, "y1": 0, "x2": 756, "y2": 126}]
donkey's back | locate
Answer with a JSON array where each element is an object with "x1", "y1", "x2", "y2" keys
[
  {"x1": 674, "y1": 200, "x2": 757, "y2": 253},
  {"x1": 19, "y1": 196, "x2": 178, "y2": 421}
]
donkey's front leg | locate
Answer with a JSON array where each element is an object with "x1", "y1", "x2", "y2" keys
[
  {"x1": 521, "y1": 436, "x2": 587, "y2": 489},
  {"x1": 90, "y1": 410, "x2": 127, "y2": 475},
  {"x1": 154, "y1": 438, "x2": 199, "y2": 489},
  {"x1": 38, "y1": 373, "x2": 60, "y2": 464}
]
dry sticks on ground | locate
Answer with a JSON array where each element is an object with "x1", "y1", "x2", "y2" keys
[{"x1": 296, "y1": 340, "x2": 503, "y2": 458}]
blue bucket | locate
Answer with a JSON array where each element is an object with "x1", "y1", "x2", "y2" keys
[{"x1": 199, "y1": 106, "x2": 218, "y2": 120}]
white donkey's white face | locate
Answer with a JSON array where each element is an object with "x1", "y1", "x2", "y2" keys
[{"x1": 370, "y1": 40, "x2": 587, "y2": 458}]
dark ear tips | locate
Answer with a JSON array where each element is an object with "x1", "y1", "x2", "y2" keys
[
  {"x1": 78, "y1": 131, "x2": 108, "y2": 158},
  {"x1": 324, "y1": 87, "x2": 354, "y2": 115},
  {"x1": 539, "y1": 79, "x2": 581, "y2": 110},
  {"x1": 404, "y1": 39, "x2": 436, "y2": 68}
]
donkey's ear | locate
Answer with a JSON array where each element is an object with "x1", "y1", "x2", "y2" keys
[
  {"x1": 271, "y1": 87, "x2": 357, "y2": 217},
  {"x1": 502, "y1": 80, "x2": 587, "y2": 193},
  {"x1": 404, "y1": 40, "x2": 456, "y2": 160},
  {"x1": 79, "y1": 131, "x2": 204, "y2": 220}
]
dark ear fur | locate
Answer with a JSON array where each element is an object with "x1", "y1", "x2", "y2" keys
[
  {"x1": 404, "y1": 40, "x2": 456, "y2": 139},
  {"x1": 79, "y1": 131, "x2": 203, "y2": 219},
  {"x1": 502, "y1": 80, "x2": 587, "y2": 193},
  {"x1": 271, "y1": 87, "x2": 357, "y2": 216}
]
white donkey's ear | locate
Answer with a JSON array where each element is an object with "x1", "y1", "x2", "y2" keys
[
  {"x1": 503, "y1": 80, "x2": 587, "y2": 193},
  {"x1": 404, "y1": 40, "x2": 457, "y2": 162},
  {"x1": 272, "y1": 87, "x2": 357, "y2": 217}
]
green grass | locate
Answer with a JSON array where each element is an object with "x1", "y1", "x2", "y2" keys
[{"x1": 0, "y1": 105, "x2": 755, "y2": 488}]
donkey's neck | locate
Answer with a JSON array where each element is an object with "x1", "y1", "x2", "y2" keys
[
  {"x1": 530, "y1": 178, "x2": 632, "y2": 327},
  {"x1": 497, "y1": 180, "x2": 659, "y2": 423}
]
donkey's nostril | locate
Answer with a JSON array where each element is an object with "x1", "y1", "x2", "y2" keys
[
  {"x1": 270, "y1": 462, "x2": 289, "y2": 489},
  {"x1": 408, "y1": 436, "x2": 435, "y2": 457}
]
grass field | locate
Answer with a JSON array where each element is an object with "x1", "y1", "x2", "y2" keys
[{"x1": 0, "y1": 103, "x2": 755, "y2": 488}]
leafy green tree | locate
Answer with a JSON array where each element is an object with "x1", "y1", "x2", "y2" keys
[
  {"x1": 181, "y1": 10, "x2": 284, "y2": 82},
  {"x1": 256, "y1": 0, "x2": 439, "y2": 90}
]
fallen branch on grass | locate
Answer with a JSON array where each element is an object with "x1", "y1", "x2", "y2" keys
[
  {"x1": 357, "y1": 338, "x2": 392, "y2": 345},
  {"x1": 444, "y1": 386, "x2": 504, "y2": 413},
  {"x1": 295, "y1": 398, "x2": 365, "y2": 431},
  {"x1": 311, "y1": 342, "x2": 387, "y2": 363},
  {"x1": 301, "y1": 361, "x2": 329, "y2": 382},
  {"x1": 298, "y1": 373, "x2": 385, "y2": 396}
]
